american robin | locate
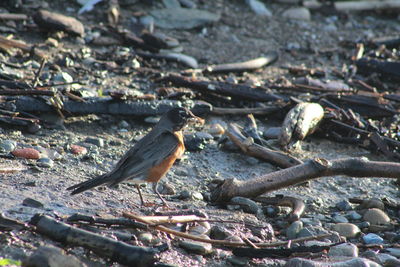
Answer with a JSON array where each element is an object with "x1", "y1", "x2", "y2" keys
[{"x1": 67, "y1": 107, "x2": 203, "y2": 206}]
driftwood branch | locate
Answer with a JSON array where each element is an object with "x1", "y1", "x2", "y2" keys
[
  {"x1": 204, "y1": 52, "x2": 278, "y2": 73},
  {"x1": 123, "y1": 212, "x2": 331, "y2": 248},
  {"x1": 210, "y1": 157, "x2": 400, "y2": 203},
  {"x1": 30, "y1": 214, "x2": 156, "y2": 267},
  {"x1": 226, "y1": 123, "x2": 302, "y2": 168}
]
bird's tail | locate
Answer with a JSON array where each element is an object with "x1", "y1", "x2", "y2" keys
[{"x1": 67, "y1": 174, "x2": 109, "y2": 195}]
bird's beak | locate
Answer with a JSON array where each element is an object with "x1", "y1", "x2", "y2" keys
[{"x1": 188, "y1": 111, "x2": 205, "y2": 126}]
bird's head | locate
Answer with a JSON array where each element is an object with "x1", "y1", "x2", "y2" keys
[{"x1": 162, "y1": 107, "x2": 204, "y2": 131}]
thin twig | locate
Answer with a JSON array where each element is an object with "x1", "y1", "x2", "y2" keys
[{"x1": 123, "y1": 211, "x2": 331, "y2": 248}]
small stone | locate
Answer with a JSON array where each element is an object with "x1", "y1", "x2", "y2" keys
[
  {"x1": 179, "y1": 236, "x2": 212, "y2": 255},
  {"x1": 328, "y1": 243, "x2": 358, "y2": 257},
  {"x1": 359, "y1": 198, "x2": 385, "y2": 210},
  {"x1": 250, "y1": 224, "x2": 274, "y2": 240},
  {"x1": 179, "y1": 0, "x2": 196, "y2": 8},
  {"x1": 210, "y1": 226, "x2": 232, "y2": 240},
  {"x1": 245, "y1": 157, "x2": 259, "y2": 165},
  {"x1": 282, "y1": 7, "x2": 311, "y2": 21},
  {"x1": 386, "y1": 248, "x2": 400, "y2": 257},
  {"x1": 230, "y1": 197, "x2": 260, "y2": 215},
  {"x1": 263, "y1": 127, "x2": 281, "y2": 139},
  {"x1": 163, "y1": 0, "x2": 181, "y2": 8},
  {"x1": 355, "y1": 221, "x2": 370, "y2": 229},
  {"x1": 36, "y1": 157, "x2": 54, "y2": 168},
  {"x1": 363, "y1": 233, "x2": 384, "y2": 244},
  {"x1": 45, "y1": 37, "x2": 59, "y2": 47},
  {"x1": 227, "y1": 256, "x2": 248, "y2": 266},
  {"x1": 332, "y1": 214, "x2": 349, "y2": 223},
  {"x1": 12, "y1": 148, "x2": 41, "y2": 159},
  {"x1": 286, "y1": 220, "x2": 303, "y2": 239},
  {"x1": 332, "y1": 223, "x2": 361, "y2": 238},
  {"x1": 70, "y1": 144, "x2": 87, "y2": 155},
  {"x1": 118, "y1": 120, "x2": 130, "y2": 129},
  {"x1": 22, "y1": 197, "x2": 44, "y2": 208},
  {"x1": 346, "y1": 211, "x2": 362, "y2": 221},
  {"x1": 245, "y1": 0, "x2": 272, "y2": 17},
  {"x1": 191, "y1": 191, "x2": 204, "y2": 201},
  {"x1": 0, "y1": 140, "x2": 17, "y2": 153},
  {"x1": 384, "y1": 258, "x2": 400, "y2": 267},
  {"x1": 159, "y1": 183, "x2": 175, "y2": 195},
  {"x1": 53, "y1": 71, "x2": 73, "y2": 83},
  {"x1": 85, "y1": 137, "x2": 104, "y2": 147},
  {"x1": 33, "y1": 9, "x2": 84, "y2": 36},
  {"x1": 336, "y1": 200, "x2": 353, "y2": 211},
  {"x1": 376, "y1": 253, "x2": 398, "y2": 265},
  {"x1": 22, "y1": 245, "x2": 83, "y2": 267},
  {"x1": 137, "y1": 232, "x2": 153, "y2": 244},
  {"x1": 189, "y1": 225, "x2": 210, "y2": 236},
  {"x1": 363, "y1": 208, "x2": 390, "y2": 225}
]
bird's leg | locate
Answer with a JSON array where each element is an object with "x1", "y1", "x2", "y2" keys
[
  {"x1": 152, "y1": 182, "x2": 169, "y2": 207},
  {"x1": 135, "y1": 184, "x2": 145, "y2": 206}
]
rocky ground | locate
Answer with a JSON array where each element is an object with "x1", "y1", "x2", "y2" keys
[{"x1": 0, "y1": 0, "x2": 399, "y2": 266}]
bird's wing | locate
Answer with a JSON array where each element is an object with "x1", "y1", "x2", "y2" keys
[{"x1": 107, "y1": 131, "x2": 180, "y2": 186}]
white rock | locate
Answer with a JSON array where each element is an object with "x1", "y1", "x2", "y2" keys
[
  {"x1": 245, "y1": 0, "x2": 272, "y2": 17},
  {"x1": 282, "y1": 7, "x2": 311, "y2": 21}
]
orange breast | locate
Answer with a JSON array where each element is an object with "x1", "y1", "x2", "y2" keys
[{"x1": 146, "y1": 131, "x2": 185, "y2": 183}]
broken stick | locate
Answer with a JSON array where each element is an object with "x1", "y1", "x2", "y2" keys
[{"x1": 210, "y1": 157, "x2": 400, "y2": 203}]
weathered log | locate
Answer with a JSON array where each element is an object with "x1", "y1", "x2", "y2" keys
[
  {"x1": 161, "y1": 74, "x2": 283, "y2": 102},
  {"x1": 8, "y1": 96, "x2": 183, "y2": 116},
  {"x1": 210, "y1": 157, "x2": 400, "y2": 203},
  {"x1": 30, "y1": 214, "x2": 156, "y2": 267}
]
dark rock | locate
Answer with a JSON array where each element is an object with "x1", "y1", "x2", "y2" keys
[
  {"x1": 22, "y1": 246, "x2": 84, "y2": 267},
  {"x1": 85, "y1": 137, "x2": 105, "y2": 147},
  {"x1": 210, "y1": 225, "x2": 232, "y2": 240},
  {"x1": 33, "y1": 9, "x2": 84, "y2": 36},
  {"x1": 22, "y1": 198, "x2": 44, "y2": 209},
  {"x1": 336, "y1": 200, "x2": 353, "y2": 211},
  {"x1": 184, "y1": 134, "x2": 208, "y2": 151},
  {"x1": 230, "y1": 197, "x2": 260, "y2": 215}
]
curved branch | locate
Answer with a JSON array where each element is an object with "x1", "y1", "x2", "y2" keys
[{"x1": 211, "y1": 157, "x2": 400, "y2": 203}]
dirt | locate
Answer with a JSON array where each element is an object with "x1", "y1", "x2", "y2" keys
[{"x1": 0, "y1": 0, "x2": 399, "y2": 266}]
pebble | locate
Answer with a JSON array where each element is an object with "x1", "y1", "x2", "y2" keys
[
  {"x1": 159, "y1": 183, "x2": 176, "y2": 195},
  {"x1": 363, "y1": 233, "x2": 384, "y2": 244},
  {"x1": 22, "y1": 246, "x2": 83, "y2": 267},
  {"x1": 227, "y1": 256, "x2": 248, "y2": 266},
  {"x1": 208, "y1": 123, "x2": 225, "y2": 137},
  {"x1": 179, "y1": 0, "x2": 196, "y2": 8},
  {"x1": 22, "y1": 197, "x2": 44, "y2": 208},
  {"x1": 359, "y1": 198, "x2": 385, "y2": 210},
  {"x1": 85, "y1": 137, "x2": 104, "y2": 147},
  {"x1": 179, "y1": 190, "x2": 203, "y2": 201},
  {"x1": 70, "y1": 144, "x2": 87, "y2": 155},
  {"x1": 336, "y1": 200, "x2": 353, "y2": 211},
  {"x1": 189, "y1": 225, "x2": 210, "y2": 236},
  {"x1": 363, "y1": 208, "x2": 390, "y2": 225},
  {"x1": 210, "y1": 225, "x2": 232, "y2": 240},
  {"x1": 332, "y1": 214, "x2": 349, "y2": 223},
  {"x1": 184, "y1": 134, "x2": 208, "y2": 151},
  {"x1": 36, "y1": 157, "x2": 54, "y2": 168},
  {"x1": 179, "y1": 236, "x2": 212, "y2": 255},
  {"x1": 286, "y1": 220, "x2": 303, "y2": 239},
  {"x1": 0, "y1": 140, "x2": 17, "y2": 153},
  {"x1": 282, "y1": 7, "x2": 311, "y2": 21},
  {"x1": 328, "y1": 243, "x2": 358, "y2": 257},
  {"x1": 346, "y1": 211, "x2": 362, "y2": 221},
  {"x1": 138, "y1": 232, "x2": 153, "y2": 244},
  {"x1": 12, "y1": 148, "x2": 41, "y2": 159},
  {"x1": 386, "y1": 248, "x2": 400, "y2": 257},
  {"x1": 245, "y1": 0, "x2": 272, "y2": 17},
  {"x1": 118, "y1": 120, "x2": 130, "y2": 129},
  {"x1": 230, "y1": 197, "x2": 260, "y2": 215},
  {"x1": 384, "y1": 258, "x2": 400, "y2": 267},
  {"x1": 250, "y1": 224, "x2": 274, "y2": 240},
  {"x1": 332, "y1": 223, "x2": 361, "y2": 238},
  {"x1": 163, "y1": 0, "x2": 181, "y2": 8}
]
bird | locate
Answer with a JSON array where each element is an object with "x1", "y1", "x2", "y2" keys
[{"x1": 67, "y1": 107, "x2": 204, "y2": 206}]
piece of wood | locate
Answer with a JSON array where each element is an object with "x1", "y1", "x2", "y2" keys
[
  {"x1": 123, "y1": 212, "x2": 331, "y2": 248},
  {"x1": 0, "y1": 36, "x2": 46, "y2": 59},
  {"x1": 210, "y1": 157, "x2": 400, "y2": 203},
  {"x1": 204, "y1": 52, "x2": 278, "y2": 73},
  {"x1": 30, "y1": 214, "x2": 156, "y2": 266},
  {"x1": 0, "y1": 13, "x2": 28, "y2": 20},
  {"x1": 226, "y1": 123, "x2": 303, "y2": 168}
]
